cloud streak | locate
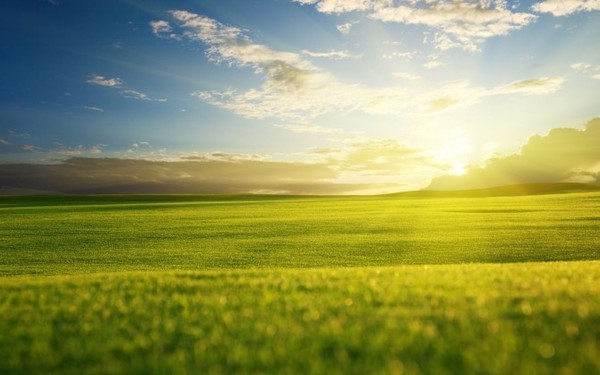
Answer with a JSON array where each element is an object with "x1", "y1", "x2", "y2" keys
[
  {"x1": 87, "y1": 74, "x2": 166, "y2": 102},
  {"x1": 82, "y1": 105, "x2": 105, "y2": 112},
  {"x1": 301, "y1": 49, "x2": 360, "y2": 59},
  {"x1": 532, "y1": 0, "x2": 600, "y2": 16}
]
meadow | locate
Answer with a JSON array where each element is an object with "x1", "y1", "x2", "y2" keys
[{"x1": 1, "y1": 187, "x2": 599, "y2": 373}]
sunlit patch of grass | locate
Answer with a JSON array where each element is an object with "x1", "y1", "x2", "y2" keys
[{"x1": 0, "y1": 192, "x2": 599, "y2": 275}]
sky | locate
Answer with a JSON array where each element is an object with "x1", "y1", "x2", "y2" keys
[{"x1": 0, "y1": 0, "x2": 599, "y2": 194}]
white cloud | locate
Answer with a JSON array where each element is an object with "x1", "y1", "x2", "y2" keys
[
  {"x1": 158, "y1": 11, "x2": 564, "y2": 121},
  {"x1": 0, "y1": 139, "x2": 10, "y2": 145},
  {"x1": 370, "y1": 1, "x2": 538, "y2": 51},
  {"x1": 82, "y1": 105, "x2": 105, "y2": 112},
  {"x1": 532, "y1": 0, "x2": 600, "y2": 16},
  {"x1": 293, "y1": 0, "x2": 373, "y2": 13},
  {"x1": 424, "y1": 55, "x2": 443, "y2": 69},
  {"x1": 89, "y1": 145, "x2": 106, "y2": 153},
  {"x1": 382, "y1": 51, "x2": 416, "y2": 59},
  {"x1": 431, "y1": 32, "x2": 465, "y2": 51},
  {"x1": 150, "y1": 20, "x2": 180, "y2": 39},
  {"x1": 570, "y1": 61, "x2": 600, "y2": 80},
  {"x1": 571, "y1": 62, "x2": 593, "y2": 71},
  {"x1": 301, "y1": 49, "x2": 360, "y2": 59},
  {"x1": 424, "y1": 61, "x2": 443, "y2": 69},
  {"x1": 50, "y1": 144, "x2": 106, "y2": 156},
  {"x1": 294, "y1": 0, "x2": 538, "y2": 51},
  {"x1": 131, "y1": 141, "x2": 151, "y2": 150},
  {"x1": 150, "y1": 20, "x2": 171, "y2": 35},
  {"x1": 87, "y1": 74, "x2": 123, "y2": 87},
  {"x1": 336, "y1": 22, "x2": 355, "y2": 34}
]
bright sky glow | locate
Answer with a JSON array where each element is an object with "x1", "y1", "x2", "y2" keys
[{"x1": 0, "y1": 0, "x2": 599, "y2": 194}]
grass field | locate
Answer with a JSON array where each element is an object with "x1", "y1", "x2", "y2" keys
[{"x1": 1, "y1": 187, "x2": 599, "y2": 373}]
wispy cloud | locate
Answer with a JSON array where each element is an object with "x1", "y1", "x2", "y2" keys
[
  {"x1": 16, "y1": 142, "x2": 106, "y2": 155},
  {"x1": 532, "y1": 0, "x2": 600, "y2": 16},
  {"x1": 424, "y1": 57, "x2": 443, "y2": 69},
  {"x1": 50, "y1": 144, "x2": 106, "y2": 156},
  {"x1": 301, "y1": 49, "x2": 360, "y2": 59},
  {"x1": 122, "y1": 89, "x2": 152, "y2": 101},
  {"x1": 82, "y1": 105, "x2": 105, "y2": 112},
  {"x1": 18, "y1": 145, "x2": 41, "y2": 151},
  {"x1": 87, "y1": 74, "x2": 166, "y2": 102},
  {"x1": 571, "y1": 62, "x2": 600, "y2": 80},
  {"x1": 87, "y1": 74, "x2": 123, "y2": 87},
  {"x1": 493, "y1": 76, "x2": 566, "y2": 95},
  {"x1": 336, "y1": 21, "x2": 356, "y2": 34},
  {"x1": 0, "y1": 139, "x2": 10, "y2": 145},
  {"x1": 150, "y1": 20, "x2": 180, "y2": 39},
  {"x1": 382, "y1": 51, "x2": 416, "y2": 60},
  {"x1": 9, "y1": 131, "x2": 30, "y2": 138},
  {"x1": 128, "y1": 141, "x2": 153, "y2": 153},
  {"x1": 155, "y1": 11, "x2": 564, "y2": 121}
]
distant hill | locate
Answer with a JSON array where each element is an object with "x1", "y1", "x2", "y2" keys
[{"x1": 386, "y1": 182, "x2": 600, "y2": 198}]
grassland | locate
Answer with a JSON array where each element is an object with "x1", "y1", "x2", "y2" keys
[{"x1": 1, "y1": 188, "x2": 599, "y2": 374}]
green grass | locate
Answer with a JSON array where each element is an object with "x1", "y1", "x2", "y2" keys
[
  {"x1": 1, "y1": 191, "x2": 599, "y2": 275},
  {"x1": 2, "y1": 262, "x2": 599, "y2": 375},
  {"x1": 1, "y1": 189, "x2": 599, "y2": 373}
]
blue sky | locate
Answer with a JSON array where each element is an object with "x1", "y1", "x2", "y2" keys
[{"x1": 0, "y1": 0, "x2": 599, "y2": 193}]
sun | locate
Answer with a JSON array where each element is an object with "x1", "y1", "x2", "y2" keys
[{"x1": 450, "y1": 162, "x2": 468, "y2": 176}]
